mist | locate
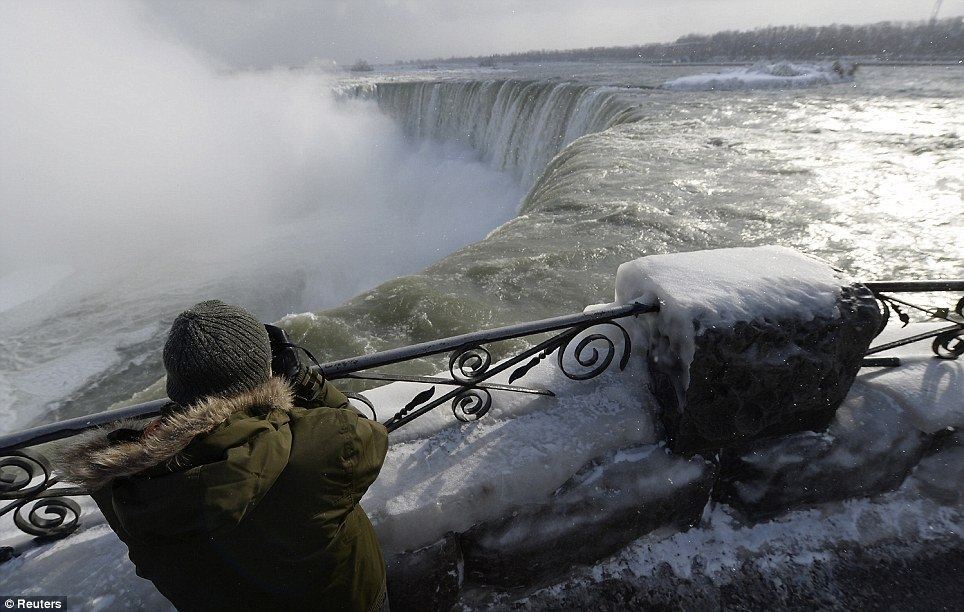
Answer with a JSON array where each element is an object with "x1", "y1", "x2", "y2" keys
[
  {"x1": 0, "y1": 1, "x2": 521, "y2": 313},
  {"x1": 0, "y1": 1, "x2": 523, "y2": 428}
]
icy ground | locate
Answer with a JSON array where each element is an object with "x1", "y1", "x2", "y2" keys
[{"x1": 661, "y1": 61, "x2": 854, "y2": 91}]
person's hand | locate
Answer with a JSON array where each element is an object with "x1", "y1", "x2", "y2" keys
[{"x1": 265, "y1": 324, "x2": 300, "y2": 380}]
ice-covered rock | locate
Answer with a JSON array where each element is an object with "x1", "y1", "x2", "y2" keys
[
  {"x1": 361, "y1": 361, "x2": 659, "y2": 555},
  {"x1": 460, "y1": 444, "x2": 714, "y2": 586},
  {"x1": 661, "y1": 61, "x2": 854, "y2": 91},
  {"x1": 904, "y1": 432, "x2": 964, "y2": 506},
  {"x1": 616, "y1": 246, "x2": 881, "y2": 454},
  {"x1": 463, "y1": 465, "x2": 963, "y2": 610},
  {"x1": 383, "y1": 445, "x2": 715, "y2": 608},
  {"x1": 715, "y1": 381, "x2": 930, "y2": 515}
]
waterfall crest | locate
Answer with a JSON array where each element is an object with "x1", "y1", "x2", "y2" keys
[{"x1": 373, "y1": 80, "x2": 641, "y2": 187}]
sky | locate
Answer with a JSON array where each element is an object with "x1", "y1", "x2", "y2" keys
[{"x1": 142, "y1": 0, "x2": 964, "y2": 67}]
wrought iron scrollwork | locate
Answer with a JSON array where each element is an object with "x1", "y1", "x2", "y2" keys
[
  {"x1": 449, "y1": 346, "x2": 492, "y2": 383},
  {"x1": 12, "y1": 497, "x2": 81, "y2": 539},
  {"x1": 383, "y1": 315, "x2": 640, "y2": 432},
  {"x1": 452, "y1": 388, "x2": 492, "y2": 422},
  {"x1": 0, "y1": 449, "x2": 84, "y2": 542},
  {"x1": 557, "y1": 321, "x2": 632, "y2": 381},
  {"x1": 0, "y1": 449, "x2": 54, "y2": 499},
  {"x1": 933, "y1": 327, "x2": 964, "y2": 360}
]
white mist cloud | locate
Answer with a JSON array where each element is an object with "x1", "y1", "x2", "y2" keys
[
  {"x1": 0, "y1": 0, "x2": 523, "y2": 428},
  {"x1": 0, "y1": 1, "x2": 521, "y2": 306}
]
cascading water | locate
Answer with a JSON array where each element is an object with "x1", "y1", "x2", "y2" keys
[{"x1": 372, "y1": 80, "x2": 641, "y2": 186}]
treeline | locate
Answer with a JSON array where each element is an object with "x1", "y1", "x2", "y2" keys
[{"x1": 398, "y1": 18, "x2": 963, "y2": 65}]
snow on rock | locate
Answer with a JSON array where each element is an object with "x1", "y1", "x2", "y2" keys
[
  {"x1": 460, "y1": 444, "x2": 714, "y2": 586},
  {"x1": 360, "y1": 358, "x2": 659, "y2": 555},
  {"x1": 859, "y1": 322, "x2": 964, "y2": 433},
  {"x1": 615, "y1": 246, "x2": 843, "y2": 389},
  {"x1": 471, "y1": 462, "x2": 963, "y2": 610},
  {"x1": 615, "y1": 246, "x2": 880, "y2": 454},
  {"x1": 716, "y1": 381, "x2": 929, "y2": 515},
  {"x1": 661, "y1": 61, "x2": 854, "y2": 91}
]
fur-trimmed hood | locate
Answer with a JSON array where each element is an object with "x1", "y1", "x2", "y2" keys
[
  {"x1": 58, "y1": 372, "x2": 390, "y2": 612},
  {"x1": 59, "y1": 376, "x2": 295, "y2": 492}
]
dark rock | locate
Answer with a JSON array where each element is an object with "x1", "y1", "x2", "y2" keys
[
  {"x1": 465, "y1": 537, "x2": 964, "y2": 611},
  {"x1": 650, "y1": 284, "x2": 881, "y2": 455},
  {"x1": 714, "y1": 383, "x2": 929, "y2": 516},
  {"x1": 0, "y1": 546, "x2": 16, "y2": 564},
  {"x1": 459, "y1": 445, "x2": 715, "y2": 587},
  {"x1": 386, "y1": 532, "x2": 463, "y2": 612}
]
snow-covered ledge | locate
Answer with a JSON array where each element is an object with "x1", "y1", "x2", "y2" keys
[{"x1": 1, "y1": 247, "x2": 961, "y2": 611}]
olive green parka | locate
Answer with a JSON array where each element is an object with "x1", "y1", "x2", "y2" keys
[{"x1": 59, "y1": 375, "x2": 389, "y2": 612}]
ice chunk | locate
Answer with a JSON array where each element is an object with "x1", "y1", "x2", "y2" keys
[
  {"x1": 716, "y1": 381, "x2": 929, "y2": 514},
  {"x1": 460, "y1": 444, "x2": 714, "y2": 586},
  {"x1": 904, "y1": 432, "x2": 963, "y2": 505},
  {"x1": 661, "y1": 62, "x2": 854, "y2": 91},
  {"x1": 362, "y1": 359, "x2": 659, "y2": 555}
]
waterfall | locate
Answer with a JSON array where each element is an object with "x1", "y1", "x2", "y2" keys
[{"x1": 372, "y1": 80, "x2": 641, "y2": 187}]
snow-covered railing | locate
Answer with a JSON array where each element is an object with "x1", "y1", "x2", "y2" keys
[{"x1": 0, "y1": 301, "x2": 659, "y2": 544}]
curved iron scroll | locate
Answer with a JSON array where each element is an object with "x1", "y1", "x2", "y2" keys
[
  {"x1": 0, "y1": 449, "x2": 84, "y2": 541},
  {"x1": 383, "y1": 317, "x2": 638, "y2": 432}
]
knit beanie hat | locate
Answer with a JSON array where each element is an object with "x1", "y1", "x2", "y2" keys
[{"x1": 163, "y1": 300, "x2": 272, "y2": 407}]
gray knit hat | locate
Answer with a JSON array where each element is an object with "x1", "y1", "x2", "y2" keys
[{"x1": 163, "y1": 300, "x2": 272, "y2": 407}]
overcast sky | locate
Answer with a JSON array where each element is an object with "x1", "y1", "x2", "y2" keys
[{"x1": 142, "y1": 0, "x2": 964, "y2": 67}]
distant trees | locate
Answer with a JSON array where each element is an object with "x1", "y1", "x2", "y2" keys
[{"x1": 397, "y1": 18, "x2": 963, "y2": 65}]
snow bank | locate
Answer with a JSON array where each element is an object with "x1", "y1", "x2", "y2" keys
[
  {"x1": 504, "y1": 476, "x2": 962, "y2": 610},
  {"x1": 662, "y1": 61, "x2": 854, "y2": 91},
  {"x1": 859, "y1": 322, "x2": 964, "y2": 432},
  {"x1": 360, "y1": 357, "x2": 660, "y2": 554}
]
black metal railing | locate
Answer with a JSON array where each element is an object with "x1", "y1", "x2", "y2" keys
[
  {"x1": 0, "y1": 279, "x2": 961, "y2": 546},
  {"x1": 0, "y1": 301, "x2": 657, "y2": 544},
  {"x1": 863, "y1": 280, "x2": 964, "y2": 363}
]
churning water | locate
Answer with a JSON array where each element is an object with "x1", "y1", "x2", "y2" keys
[{"x1": 1, "y1": 48, "x2": 962, "y2": 432}]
